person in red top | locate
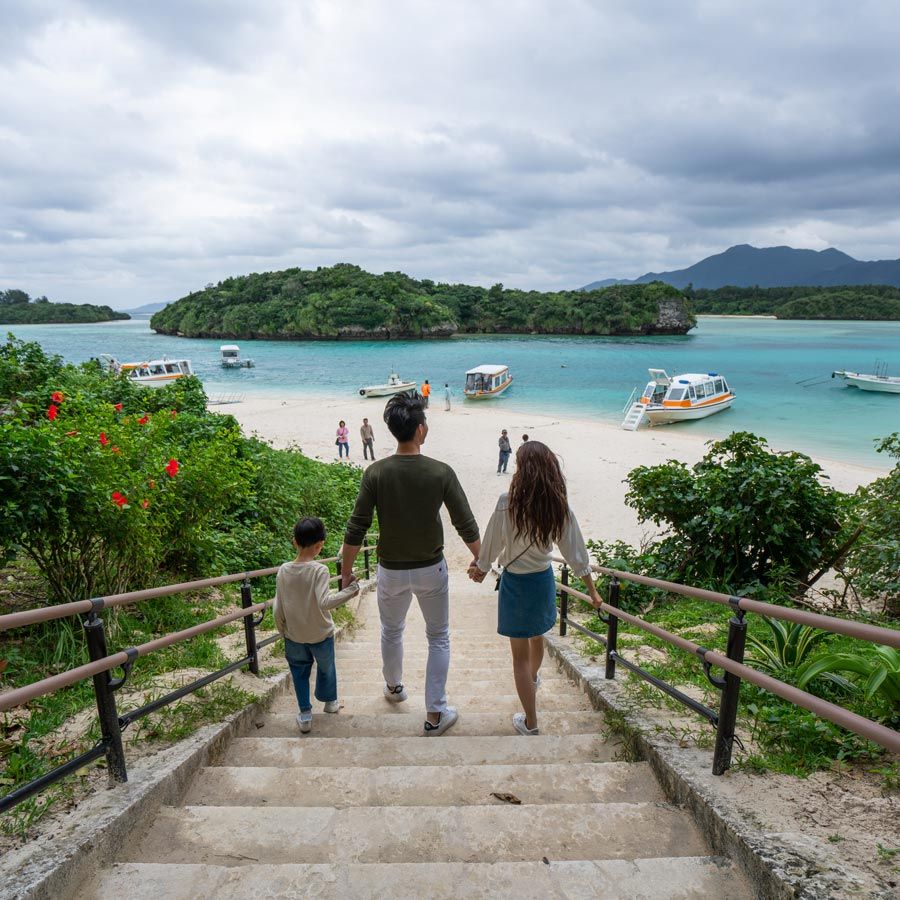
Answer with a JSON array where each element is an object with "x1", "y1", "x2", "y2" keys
[{"x1": 421, "y1": 380, "x2": 431, "y2": 408}]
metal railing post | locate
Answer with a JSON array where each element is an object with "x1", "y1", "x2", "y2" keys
[
  {"x1": 82, "y1": 607, "x2": 128, "y2": 785},
  {"x1": 240, "y1": 578, "x2": 259, "y2": 676},
  {"x1": 712, "y1": 610, "x2": 747, "y2": 774},
  {"x1": 605, "y1": 578, "x2": 620, "y2": 679},
  {"x1": 559, "y1": 565, "x2": 569, "y2": 636}
]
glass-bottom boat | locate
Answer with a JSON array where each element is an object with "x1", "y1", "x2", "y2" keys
[{"x1": 622, "y1": 369, "x2": 734, "y2": 429}]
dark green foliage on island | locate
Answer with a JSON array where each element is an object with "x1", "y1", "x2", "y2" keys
[
  {"x1": 150, "y1": 264, "x2": 695, "y2": 339},
  {"x1": 690, "y1": 284, "x2": 900, "y2": 319},
  {"x1": 0, "y1": 289, "x2": 130, "y2": 324}
]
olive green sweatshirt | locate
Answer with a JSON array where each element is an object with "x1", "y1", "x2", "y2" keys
[{"x1": 343, "y1": 454, "x2": 479, "y2": 569}]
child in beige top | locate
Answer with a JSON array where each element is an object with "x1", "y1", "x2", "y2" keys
[{"x1": 274, "y1": 516, "x2": 358, "y2": 733}]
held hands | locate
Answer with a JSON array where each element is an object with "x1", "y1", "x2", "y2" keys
[{"x1": 467, "y1": 560, "x2": 487, "y2": 583}]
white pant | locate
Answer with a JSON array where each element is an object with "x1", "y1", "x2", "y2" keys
[{"x1": 377, "y1": 561, "x2": 449, "y2": 714}]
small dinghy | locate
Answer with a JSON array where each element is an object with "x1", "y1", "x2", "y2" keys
[
  {"x1": 359, "y1": 372, "x2": 417, "y2": 397},
  {"x1": 832, "y1": 368, "x2": 900, "y2": 394},
  {"x1": 220, "y1": 345, "x2": 255, "y2": 368}
]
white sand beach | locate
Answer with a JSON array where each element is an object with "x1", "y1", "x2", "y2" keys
[{"x1": 223, "y1": 392, "x2": 884, "y2": 570}]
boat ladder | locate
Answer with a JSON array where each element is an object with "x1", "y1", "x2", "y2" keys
[{"x1": 621, "y1": 402, "x2": 647, "y2": 431}]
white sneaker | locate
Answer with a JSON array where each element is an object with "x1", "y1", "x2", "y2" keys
[
  {"x1": 513, "y1": 712, "x2": 539, "y2": 735},
  {"x1": 384, "y1": 683, "x2": 408, "y2": 703},
  {"x1": 323, "y1": 700, "x2": 340, "y2": 714},
  {"x1": 423, "y1": 706, "x2": 459, "y2": 736},
  {"x1": 297, "y1": 711, "x2": 312, "y2": 733}
]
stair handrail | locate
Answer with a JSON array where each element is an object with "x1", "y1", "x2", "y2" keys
[{"x1": 622, "y1": 386, "x2": 639, "y2": 414}]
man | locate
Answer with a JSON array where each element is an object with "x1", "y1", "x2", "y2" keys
[
  {"x1": 443, "y1": 382, "x2": 452, "y2": 411},
  {"x1": 342, "y1": 393, "x2": 480, "y2": 736},
  {"x1": 421, "y1": 379, "x2": 431, "y2": 408},
  {"x1": 360, "y1": 417, "x2": 375, "y2": 460},
  {"x1": 497, "y1": 429, "x2": 512, "y2": 474}
]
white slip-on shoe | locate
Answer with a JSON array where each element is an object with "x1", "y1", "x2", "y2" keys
[
  {"x1": 323, "y1": 700, "x2": 340, "y2": 713},
  {"x1": 512, "y1": 712, "x2": 539, "y2": 735},
  {"x1": 384, "y1": 683, "x2": 408, "y2": 703},
  {"x1": 297, "y1": 711, "x2": 312, "y2": 733},
  {"x1": 423, "y1": 706, "x2": 459, "y2": 736}
]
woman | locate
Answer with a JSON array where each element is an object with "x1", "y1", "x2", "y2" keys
[
  {"x1": 335, "y1": 420, "x2": 350, "y2": 458},
  {"x1": 469, "y1": 441, "x2": 601, "y2": 735}
]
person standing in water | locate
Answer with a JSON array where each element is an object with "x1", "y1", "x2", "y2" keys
[
  {"x1": 444, "y1": 383, "x2": 452, "y2": 411},
  {"x1": 497, "y1": 429, "x2": 512, "y2": 474},
  {"x1": 469, "y1": 440, "x2": 601, "y2": 735},
  {"x1": 360, "y1": 418, "x2": 376, "y2": 460}
]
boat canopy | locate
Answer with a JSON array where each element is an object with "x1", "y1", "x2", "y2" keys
[
  {"x1": 466, "y1": 365, "x2": 508, "y2": 376},
  {"x1": 220, "y1": 345, "x2": 240, "y2": 352}
]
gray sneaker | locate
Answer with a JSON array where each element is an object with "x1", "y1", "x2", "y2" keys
[
  {"x1": 423, "y1": 706, "x2": 459, "y2": 736},
  {"x1": 513, "y1": 712, "x2": 539, "y2": 735},
  {"x1": 384, "y1": 683, "x2": 408, "y2": 703},
  {"x1": 296, "y1": 711, "x2": 312, "y2": 734},
  {"x1": 323, "y1": 700, "x2": 340, "y2": 714}
]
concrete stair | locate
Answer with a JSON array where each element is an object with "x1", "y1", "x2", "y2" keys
[{"x1": 77, "y1": 573, "x2": 751, "y2": 899}]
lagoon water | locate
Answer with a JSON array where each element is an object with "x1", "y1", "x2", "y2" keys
[{"x1": 6, "y1": 317, "x2": 899, "y2": 466}]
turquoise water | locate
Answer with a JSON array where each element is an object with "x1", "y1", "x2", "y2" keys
[{"x1": 6, "y1": 318, "x2": 899, "y2": 466}]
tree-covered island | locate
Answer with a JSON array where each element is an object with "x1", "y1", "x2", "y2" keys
[
  {"x1": 150, "y1": 264, "x2": 695, "y2": 339},
  {"x1": 690, "y1": 284, "x2": 900, "y2": 319},
  {"x1": 0, "y1": 289, "x2": 130, "y2": 324}
]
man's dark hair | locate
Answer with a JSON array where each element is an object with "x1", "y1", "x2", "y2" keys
[
  {"x1": 384, "y1": 392, "x2": 426, "y2": 442},
  {"x1": 293, "y1": 516, "x2": 326, "y2": 547}
]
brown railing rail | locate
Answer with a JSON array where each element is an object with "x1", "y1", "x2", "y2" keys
[
  {"x1": 0, "y1": 544, "x2": 374, "y2": 814},
  {"x1": 553, "y1": 558, "x2": 900, "y2": 773}
]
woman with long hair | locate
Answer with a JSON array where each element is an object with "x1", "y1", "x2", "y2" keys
[{"x1": 469, "y1": 441, "x2": 601, "y2": 735}]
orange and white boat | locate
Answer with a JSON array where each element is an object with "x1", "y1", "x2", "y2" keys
[
  {"x1": 464, "y1": 364, "x2": 513, "y2": 399},
  {"x1": 622, "y1": 369, "x2": 734, "y2": 429},
  {"x1": 101, "y1": 354, "x2": 194, "y2": 387}
]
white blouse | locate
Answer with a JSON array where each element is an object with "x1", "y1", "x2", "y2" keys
[{"x1": 475, "y1": 492, "x2": 592, "y2": 577}]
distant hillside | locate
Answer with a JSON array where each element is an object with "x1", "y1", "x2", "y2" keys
[
  {"x1": 692, "y1": 285, "x2": 900, "y2": 320},
  {"x1": 583, "y1": 244, "x2": 900, "y2": 290},
  {"x1": 151, "y1": 264, "x2": 695, "y2": 339},
  {"x1": 0, "y1": 289, "x2": 130, "y2": 324},
  {"x1": 123, "y1": 301, "x2": 168, "y2": 317}
]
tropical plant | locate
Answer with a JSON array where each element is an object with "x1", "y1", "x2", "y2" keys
[
  {"x1": 746, "y1": 617, "x2": 833, "y2": 675},
  {"x1": 797, "y1": 645, "x2": 900, "y2": 710}
]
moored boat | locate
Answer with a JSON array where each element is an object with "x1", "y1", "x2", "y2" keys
[
  {"x1": 832, "y1": 369, "x2": 900, "y2": 394},
  {"x1": 359, "y1": 372, "x2": 417, "y2": 397},
  {"x1": 622, "y1": 369, "x2": 734, "y2": 429},
  {"x1": 101, "y1": 354, "x2": 194, "y2": 387},
  {"x1": 464, "y1": 365, "x2": 513, "y2": 399},
  {"x1": 220, "y1": 344, "x2": 255, "y2": 368}
]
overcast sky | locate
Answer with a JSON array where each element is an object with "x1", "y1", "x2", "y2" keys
[{"x1": 2, "y1": 1, "x2": 899, "y2": 307}]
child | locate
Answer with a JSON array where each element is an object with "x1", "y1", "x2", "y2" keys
[{"x1": 274, "y1": 516, "x2": 359, "y2": 733}]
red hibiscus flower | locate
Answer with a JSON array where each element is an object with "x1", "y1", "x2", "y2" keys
[
  {"x1": 99, "y1": 432, "x2": 109, "y2": 446},
  {"x1": 111, "y1": 491, "x2": 128, "y2": 508},
  {"x1": 165, "y1": 458, "x2": 179, "y2": 478},
  {"x1": 51, "y1": 391, "x2": 64, "y2": 403},
  {"x1": 47, "y1": 404, "x2": 59, "y2": 421},
  {"x1": 170, "y1": 409, "x2": 177, "y2": 418},
  {"x1": 137, "y1": 414, "x2": 150, "y2": 425},
  {"x1": 114, "y1": 403, "x2": 123, "y2": 412},
  {"x1": 111, "y1": 446, "x2": 120, "y2": 454},
  {"x1": 141, "y1": 499, "x2": 150, "y2": 509}
]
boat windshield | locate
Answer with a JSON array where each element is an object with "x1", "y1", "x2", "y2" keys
[
  {"x1": 180, "y1": 362, "x2": 191, "y2": 374},
  {"x1": 667, "y1": 388, "x2": 686, "y2": 401},
  {"x1": 466, "y1": 373, "x2": 485, "y2": 391}
]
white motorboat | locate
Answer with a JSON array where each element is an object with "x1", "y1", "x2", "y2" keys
[
  {"x1": 101, "y1": 354, "x2": 194, "y2": 387},
  {"x1": 832, "y1": 369, "x2": 900, "y2": 394},
  {"x1": 464, "y1": 365, "x2": 513, "y2": 399},
  {"x1": 220, "y1": 344, "x2": 255, "y2": 368},
  {"x1": 622, "y1": 369, "x2": 735, "y2": 430},
  {"x1": 359, "y1": 372, "x2": 417, "y2": 397}
]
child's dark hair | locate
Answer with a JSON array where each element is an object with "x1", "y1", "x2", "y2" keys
[
  {"x1": 383, "y1": 392, "x2": 426, "y2": 442},
  {"x1": 293, "y1": 516, "x2": 326, "y2": 547}
]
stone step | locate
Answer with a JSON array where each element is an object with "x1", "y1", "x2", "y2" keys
[
  {"x1": 219, "y1": 734, "x2": 616, "y2": 767},
  {"x1": 336, "y1": 640, "x2": 512, "y2": 651},
  {"x1": 315, "y1": 679, "x2": 575, "y2": 697},
  {"x1": 185, "y1": 762, "x2": 661, "y2": 807},
  {"x1": 268, "y1": 693, "x2": 593, "y2": 715},
  {"x1": 248, "y1": 710, "x2": 605, "y2": 738},
  {"x1": 327, "y1": 665, "x2": 569, "y2": 681},
  {"x1": 80, "y1": 857, "x2": 751, "y2": 899},
  {"x1": 120, "y1": 802, "x2": 709, "y2": 865}
]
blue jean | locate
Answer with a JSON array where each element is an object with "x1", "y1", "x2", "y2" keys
[
  {"x1": 498, "y1": 449, "x2": 511, "y2": 472},
  {"x1": 284, "y1": 635, "x2": 337, "y2": 712},
  {"x1": 338, "y1": 441, "x2": 349, "y2": 458}
]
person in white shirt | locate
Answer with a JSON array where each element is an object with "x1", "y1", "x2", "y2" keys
[{"x1": 468, "y1": 441, "x2": 601, "y2": 735}]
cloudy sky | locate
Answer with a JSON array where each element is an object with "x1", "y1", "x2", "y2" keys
[{"x1": 2, "y1": 1, "x2": 899, "y2": 307}]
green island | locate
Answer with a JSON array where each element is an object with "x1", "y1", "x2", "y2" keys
[
  {"x1": 150, "y1": 264, "x2": 695, "y2": 339},
  {"x1": 690, "y1": 284, "x2": 900, "y2": 319},
  {"x1": 0, "y1": 289, "x2": 130, "y2": 325}
]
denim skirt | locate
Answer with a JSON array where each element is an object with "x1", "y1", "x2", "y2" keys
[{"x1": 497, "y1": 566, "x2": 557, "y2": 638}]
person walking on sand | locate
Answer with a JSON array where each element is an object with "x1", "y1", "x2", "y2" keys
[
  {"x1": 468, "y1": 440, "x2": 601, "y2": 735},
  {"x1": 341, "y1": 392, "x2": 481, "y2": 736},
  {"x1": 497, "y1": 429, "x2": 512, "y2": 474},
  {"x1": 360, "y1": 417, "x2": 376, "y2": 460},
  {"x1": 444, "y1": 383, "x2": 452, "y2": 411},
  {"x1": 336, "y1": 420, "x2": 350, "y2": 458},
  {"x1": 421, "y1": 379, "x2": 431, "y2": 408}
]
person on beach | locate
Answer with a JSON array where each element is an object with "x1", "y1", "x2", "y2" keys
[
  {"x1": 521, "y1": 434, "x2": 529, "y2": 443},
  {"x1": 468, "y1": 441, "x2": 601, "y2": 735},
  {"x1": 360, "y1": 417, "x2": 376, "y2": 460},
  {"x1": 421, "y1": 379, "x2": 431, "y2": 408},
  {"x1": 497, "y1": 429, "x2": 512, "y2": 474},
  {"x1": 336, "y1": 420, "x2": 350, "y2": 458},
  {"x1": 274, "y1": 517, "x2": 359, "y2": 734},
  {"x1": 444, "y1": 383, "x2": 452, "y2": 411},
  {"x1": 341, "y1": 392, "x2": 481, "y2": 736}
]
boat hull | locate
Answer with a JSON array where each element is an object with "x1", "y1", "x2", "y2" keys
[
  {"x1": 359, "y1": 384, "x2": 416, "y2": 398},
  {"x1": 464, "y1": 377, "x2": 513, "y2": 399},
  {"x1": 129, "y1": 374, "x2": 188, "y2": 388},
  {"x1": 645, "y1": 396, "x2": 734, "y2": 424},
  {"x1": 838, "y1": 373, "x2": 900, "y2": 393}
]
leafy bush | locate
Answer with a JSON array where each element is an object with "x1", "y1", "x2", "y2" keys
[{"x1": 798, "y1": 645, "x2": 900, "y2": 715}]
